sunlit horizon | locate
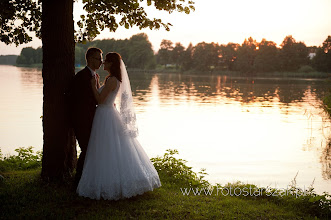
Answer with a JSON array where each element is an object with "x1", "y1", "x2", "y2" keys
[{"x1": 0, "y1": 0, "x2": 330, "y2": 55}]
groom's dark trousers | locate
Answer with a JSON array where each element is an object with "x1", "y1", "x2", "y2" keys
[{"x1": 69, "y1": 67, "x2": 97, "y2": 187}]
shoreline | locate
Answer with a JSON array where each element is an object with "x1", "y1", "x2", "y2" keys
[{"x1": 4, "y1": 64, "x2": 331, "y2": 80}]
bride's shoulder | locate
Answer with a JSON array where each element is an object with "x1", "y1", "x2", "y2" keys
[
  {"x1": 105, "y1": 76, "x2": 117, "y2": 88},
  {"x1": 106, "y1": 76, "x2": 117, "y2": 83}
]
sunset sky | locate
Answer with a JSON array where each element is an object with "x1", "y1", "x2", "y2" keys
[{"x1": 1, "y1": 0, "x2": 330, "y2": 55}]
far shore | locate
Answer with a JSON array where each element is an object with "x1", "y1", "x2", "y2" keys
[{"x1": 4, "y1": 63, "x2": 331, "y2": 79}]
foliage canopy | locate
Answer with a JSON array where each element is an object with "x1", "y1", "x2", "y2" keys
[{"x1": 0, "y1": 0, "x2": 195, "y2": 45}]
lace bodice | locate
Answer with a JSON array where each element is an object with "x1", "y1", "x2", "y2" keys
[{"x1": 98, "y1": 79, "x2": 120, "y2": 106}]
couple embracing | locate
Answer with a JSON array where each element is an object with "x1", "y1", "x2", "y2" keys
[{"x1": 70, "y1": 47, "x2": 161, "y2": 200}]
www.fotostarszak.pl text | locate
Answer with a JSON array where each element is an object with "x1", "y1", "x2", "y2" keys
[{"x1": 180, "y1": 186, "x2": 310, "y2": 198}]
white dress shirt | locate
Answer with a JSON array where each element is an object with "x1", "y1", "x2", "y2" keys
[{"x1": 87, "y1": 66, "x2": 96, "y2": 77}]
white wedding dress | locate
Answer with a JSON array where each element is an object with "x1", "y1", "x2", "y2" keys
[{"x1": 77, "y1": 79, "x2": 161, "y2": 200}]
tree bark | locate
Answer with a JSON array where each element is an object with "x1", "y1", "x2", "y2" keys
[{"x1": 41, "y1": 0, "x2": 76, "y2": 180}]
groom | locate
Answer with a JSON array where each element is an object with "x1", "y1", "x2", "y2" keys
[{"x1": 70, "y1": 47, "x2": 103, "y2": 187}]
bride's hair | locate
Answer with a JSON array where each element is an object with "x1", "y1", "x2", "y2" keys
[{"x1": 105, "y1": 52, "x2": 122, "y2": 83}]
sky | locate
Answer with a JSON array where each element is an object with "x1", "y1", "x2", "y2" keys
[{"x1": 1, "y1": 0, "x2": 330, "y2": 55}]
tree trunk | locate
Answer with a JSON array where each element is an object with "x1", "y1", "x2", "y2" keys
[{"x1": 41, "y1": 0, "x2": 76, "y2": 180}]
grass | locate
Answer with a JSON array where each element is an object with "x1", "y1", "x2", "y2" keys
[{"x1": 1, "y1": 148, "x2": 330, "y2": 219}]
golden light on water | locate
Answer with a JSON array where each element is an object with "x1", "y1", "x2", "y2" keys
[
  {"x1": 0, "y1": 66, "x2": 43, "y2": 152},
  {"x1": 136, "y1": 74, "x2": 331, "y2": 192}
]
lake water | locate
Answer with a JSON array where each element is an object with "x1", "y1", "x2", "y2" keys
[{"x1": 0, "y1": 65, "x2": 330, "y2": 194}]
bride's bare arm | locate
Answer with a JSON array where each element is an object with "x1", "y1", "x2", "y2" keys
[{"x1": 91, "y1": 77, "x2": 117, "y2": 104}]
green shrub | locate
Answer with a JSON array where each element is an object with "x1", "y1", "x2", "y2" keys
[
  {"x1": 151, "y1": 149, "x2": 209, "y2": 187},
  {"x1": 0, "y1": 147, "x2": 42, "y2": 172}
]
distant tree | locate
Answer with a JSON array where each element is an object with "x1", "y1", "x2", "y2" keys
[
  {"x1": 157, "y1": 39, "x2": 174, "y2": 67},
  {"x1": 295, "y1": 42, "x2": 309, "y2": 67},
  {"x1": 234, "y1": 37, "x2": 257, "y2": 73},
  {"x1": 172, "y1": 42, "x2": 185, "y2": 69},
  {"x1": 16, "y1": 47, "x2": 42, "y2": 65},
  {"x1": 279, "y1": 35, "x2": 309, "y2": 71},
  {"x1": 219, "y1": 43, "x2": 239, "y2": 71},
  {"x1": 126, "y1": 33, "x2": 155, "y2": 69},
  {"x1": 182, "y1": 43, "x2": 194, "y2": 70},
  {"x1": 88, "y1": 33, "x2": 155, "y2": 69},
  {"x1": 322, "y1": 35, "x2": 331, "y2": 53},
  {"x1": 312, "y1": 36, "x2": 331, "y2": 72},
  {"x1": 23, "y1": 47, "x2": 34, "y2": 64},
  {"x1": 192, "y1": 42, "x2": 220, "y2": 71},
  {"x1": 35, "y1": 47, "x2": 42, "y2": 63},
  {"x1": 95, "y1": 38, "x2": 128, "y2": 61},
  {"x1": 16, "y1": 55, "x2": 27, "y2": 65},
  {"x1": 254, "y1": 39, "x2": 280, "y2": 72}
]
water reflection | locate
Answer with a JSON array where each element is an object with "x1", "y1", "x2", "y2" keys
[
  {"x1": 128, "y1": 73, "x2": 330, "y2": 119},
  {"x1": 20, "y1": 67, "x2": 43, "y2": 87},
  {"x1": 128, "y1": 73, "x2": 331, "y2": 193},
  {"x1": 322, "y1": 140, "x2": 331, "y2": 180},
  {"x1": 129, "y1": 74, "x2": 329, "y2": 105}
]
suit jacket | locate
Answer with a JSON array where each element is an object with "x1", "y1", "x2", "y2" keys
[{"x1": 68, "y1": 66, "x2": 97, "y2": 134}]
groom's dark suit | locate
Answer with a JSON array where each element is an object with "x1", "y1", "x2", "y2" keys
[{"x1": 70, "y1": 66, "x2": 97, "y2": 186}]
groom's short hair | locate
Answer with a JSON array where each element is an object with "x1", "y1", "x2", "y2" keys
[{"x1": 85, "y1": 47, "x2": 103, "y2": 61}]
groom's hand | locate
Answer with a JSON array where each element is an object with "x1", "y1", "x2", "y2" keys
[{"x1": 95, "y1": 74, "x2": 100, "y2": 89}]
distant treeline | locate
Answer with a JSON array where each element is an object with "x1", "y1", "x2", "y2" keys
[
  {"x1": 0, "y1": 55, "x2": 18, "y2": 65},
  {"x1": 157, "y1": 35, "x2": 331, "y2": 73},
  {"x1": 15, "y1": 33, "x2": 156, "y2": 69},
  {"x1": 74, "y1": 33, "x2": 155, "y2": 69},
  {"x1": 16, "y1": 47, "x2": 42, "y2": 65},
  {"x1": 14, "y1": 34, "x2": 331, "y2": 73}
]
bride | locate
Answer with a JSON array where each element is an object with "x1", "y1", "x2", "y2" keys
[{"x1": 76, "y1": 52, "x2": 161, "y2": 200}]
